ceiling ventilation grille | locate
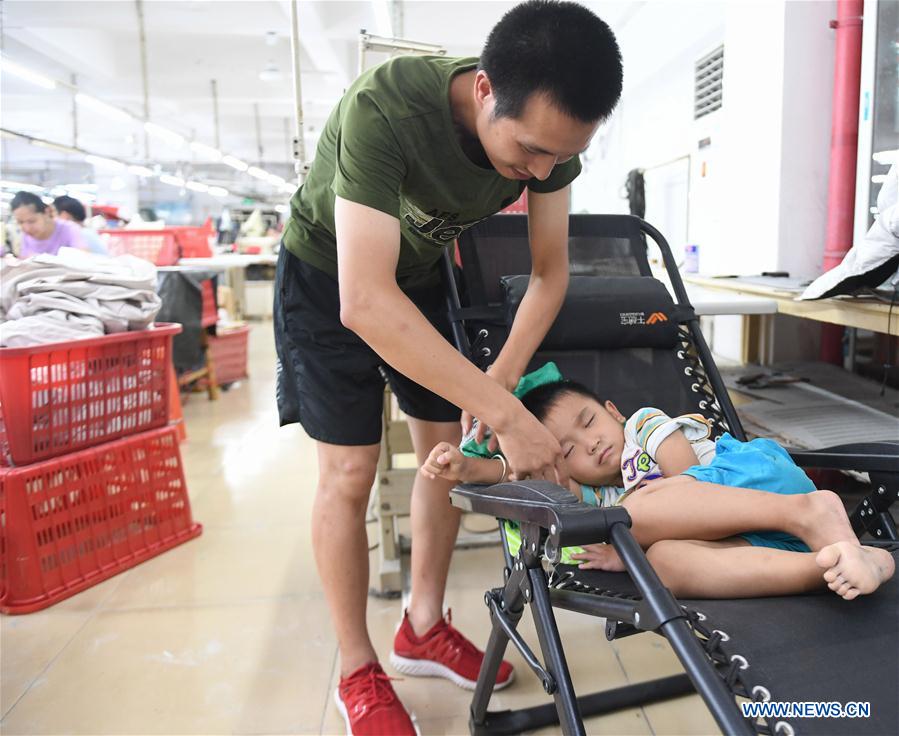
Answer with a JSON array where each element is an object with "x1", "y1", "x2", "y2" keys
[{"x1": 694, "y1": 45, "x2": 724, "y2": 119}]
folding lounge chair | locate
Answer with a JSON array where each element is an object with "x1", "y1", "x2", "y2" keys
[{"x1": 438, "y1": 214, "x2": 899, "y2": 736}]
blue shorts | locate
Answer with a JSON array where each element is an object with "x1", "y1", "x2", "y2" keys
[{"x1": 682, "y1": 434, "x2": 813, "y2": 553}]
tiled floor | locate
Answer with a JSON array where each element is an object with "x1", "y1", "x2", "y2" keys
[{"x1": 1, "y1": 324, "x2": 720, "y2": 735}]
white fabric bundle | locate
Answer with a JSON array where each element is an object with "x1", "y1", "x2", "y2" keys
[
  {"x1": 800, "y1": 163, "x2": 899, "y2": 300},
  {"x1": 0, "y1": 247, "x2": 162, "y2": 347}
]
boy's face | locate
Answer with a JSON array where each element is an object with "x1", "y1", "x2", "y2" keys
[
  {"x1": 541, "y1": 393, "x2": 627, "y2": 486},
  {"x1": 473, "y1": 72, "x2": 597, "y2": 183}
]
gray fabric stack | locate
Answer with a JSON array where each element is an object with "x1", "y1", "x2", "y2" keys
[{"x1": 0, "y1": 247, "x2": 162, "y2": 347}]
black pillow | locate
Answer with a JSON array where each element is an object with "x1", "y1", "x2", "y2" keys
[{"x1": 501, "y1": 275, "x2": 680, "y2": 350}]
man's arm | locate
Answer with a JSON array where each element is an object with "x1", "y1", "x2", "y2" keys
[
  {"x1": 335, "y1": 196, "x2": 568, "y2": 484},
  {"x1": 489, "y1": 186, "x2": 571, "y2": 387}
]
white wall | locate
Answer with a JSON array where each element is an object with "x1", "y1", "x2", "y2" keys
[
  {"x1": 574, "y1": 0, "x2": 836, "y2": 282},
  {"x1": 573, "y1": 0, "x2": 837, "y2": 364},
  {"x1": 776, "y1": 0, "x2": 836, "y2": 279}
]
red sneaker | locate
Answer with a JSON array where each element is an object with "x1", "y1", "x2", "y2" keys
[
  {"x1": 390, "y1": 609, "x2": 515, "y2": 691},
  {"x1": 334, "y1": 662, "x2": 419, "y2": 736}
]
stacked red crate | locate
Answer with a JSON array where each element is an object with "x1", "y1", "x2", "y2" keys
[{"x1": 0, "y1": 325, "x2": 202, "y2": 613}]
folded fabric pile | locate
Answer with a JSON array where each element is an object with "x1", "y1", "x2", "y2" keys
[{"x1": 0, "y1": 247, "x2": 162, "y2": 347}]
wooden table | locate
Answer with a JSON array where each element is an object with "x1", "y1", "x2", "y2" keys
[
  {"x1": 684, "y1": 275, "x2": 899, "y2": 335},
  {"x1": 684, "y1": 275, "x2": 899, "y2": 364}
]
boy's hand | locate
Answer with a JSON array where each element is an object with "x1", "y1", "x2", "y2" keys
[
  {"x1": 421, "y1": 442, "x2": 468, "y2": 482},
  {"x1": 569, "y1": 544, "x2": 626, "y2": 572}
]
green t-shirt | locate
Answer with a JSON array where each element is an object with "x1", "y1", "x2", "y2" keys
[{"x1": 282, "y1": 55, "x2": 582, "y2": 289}]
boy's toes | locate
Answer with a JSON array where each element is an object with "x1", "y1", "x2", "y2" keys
[
  {"x1": 822, "y1": 567, "x2": 840, "y2": 583},
  {"x1": 815, "y1": 544, "x2": 842, "y2": 570}
]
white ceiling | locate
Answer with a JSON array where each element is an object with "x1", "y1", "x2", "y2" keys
[{"x1": 0, "y1": 0, "x2": 671, "y2": 201}]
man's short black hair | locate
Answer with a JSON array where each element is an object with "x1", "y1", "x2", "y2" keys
[
  {"x1": 53, "y1": 195, "x2": 87, "y2": 223},
  {"x1": 11, "y1": 191, "x2": 46, "y2": 213},
  {"x1": 480, "y1": 0, "x2": 623, "y2": 123},
  {"x1": 520, "y1": 380, "x2": 603, "y2": 422}
]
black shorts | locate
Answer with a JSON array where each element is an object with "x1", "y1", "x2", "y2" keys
[{"x1": 274, "y1": 247, "x2": 462, "y2": 445}]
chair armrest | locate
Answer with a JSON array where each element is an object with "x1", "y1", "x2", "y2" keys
[
  {"x1": 450, "y1": 480, "x2": 632, "y2": 556},
  {"x1": 788, "y1": 442, "x2": 899, "y2": 474}
]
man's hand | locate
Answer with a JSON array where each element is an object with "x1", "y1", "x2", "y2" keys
[
  {"x1": 421, "y1": 442, "x2": 469, "y2": 482},
  {"x1": 461, "y1": 364, "x2": 520, "y2": 452},
  {"x1": 493, "y1": 408, "x2": 569, "y2": 487}
]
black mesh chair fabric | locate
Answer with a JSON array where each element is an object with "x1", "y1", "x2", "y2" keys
[{"x1": 561, "y1": 559, "x2": 899, "y2": 736}]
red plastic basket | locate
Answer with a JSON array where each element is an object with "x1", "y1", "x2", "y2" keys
[
  {"x1": 100, "y1": 229, "x2": 180, "y2": 266},
  {"x1": 208, "y1": 324, "x2": 250, "y2": 385},
  {"x1": 200, "y1": 279, "x2": 217, "y2": 328},
  {"x1": 0, "y1": 425, "x2": 201, "y2": 614},
  {"x1": 0, "y1": 324, "x2": 182, "y2": 467},
  {"x1": 171, "y1": 226, "x2": 213, "y2": 259}
]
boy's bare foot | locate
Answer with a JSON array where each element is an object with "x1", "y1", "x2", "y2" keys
[
  {"x1": 570, "y1": 543, "x2": 626, "y2": 572},
  {"x1": 815, "y1": 541, "x2": 896, "y2": 600},
  {"x1": 795, "y1": 491, "x2": 857, "y2": 551}
]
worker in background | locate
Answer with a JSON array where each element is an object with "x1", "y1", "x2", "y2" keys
[
  {"x1": 11, "y1": 191, "x2": 87, "y2": 257},
  {"x1": 53, "y1": 195, "x2": 109, "y2": 256}
]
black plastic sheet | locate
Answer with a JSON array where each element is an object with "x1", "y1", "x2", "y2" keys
[{"x1": 156, "y1": 267, "x2": 218, "y2": 373}]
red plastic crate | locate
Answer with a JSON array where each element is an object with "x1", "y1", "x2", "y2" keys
[
  {"x1": 100, "y1": 229, "x2": 179, "y2": 266},
  {"x1": 0, "y1": 324, "x2": 182, "y2": 467},
  {"x1": 171, "y1": 226, "x2": 213, "y2": 259},
  {"x1": 200, "y1": 279, "x2": 217, "y2": 328},
  {"x1": 208, "y1": 324, "x2": 249, "y2": 386},
  {"x1": 0, "y1": 425, "x2": 201, "y2": 614}
]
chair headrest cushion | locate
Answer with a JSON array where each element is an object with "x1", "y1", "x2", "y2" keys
[{"x1": 502, "y1": 275, "x2": 681, "y2": 350}]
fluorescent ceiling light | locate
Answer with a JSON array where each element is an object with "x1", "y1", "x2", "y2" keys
[
  {"x1": 0, "y1": 58, "x2": 56, "y2": 90},
  {"x1": 159, "y1": 174, "x2": 185, "y2": 187},
  {"x1": 247, "y1": 166, "x2": 269, "y2": 180},
  {"x1": 221, "y1": 155, "x2": 248, "y2": 172},
  {"x1": 0, "y1": 179, "x2": 43, "y2": 192},
  {"x1": 208, "y1": 186, "x2": 229, "y2": 197},
  {"x1": 274, "y1": 204, "x2": 289, "y2": 213},
  {"x1": 144, "y1": 122, "x2": 185, "y2": 147},
  {"x1": 280, "y1": 183, "x2": 296, "y2": 194},
  {"x1": 259, "y1": 62, "x2": 282, "y2": 82},
  {"x1": 267, "y1": 173, "x2": 286, "y2": 186},
  {"x1": 128, "y1": 165, "x2": 155, "y2": 177},
  {"x1": 872, "y1": 149, "x2": 897, "y2": 166},
  {"x1": 84, "y1": 154, "x2": 126, "y2": 170},
  {"x1": 185, "y1": 181, "x2": 209, "y2": 193},
  {"x1": 75, "y1": 93, "x2": 133, "y2": 123},
  {"x1": 32, "y1": 139, "x2": 79, "y2": 155},
  {"x1": 189, "y1": 141, "x2": 222, "y2": 160}
]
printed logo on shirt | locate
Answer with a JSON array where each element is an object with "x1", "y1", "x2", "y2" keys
[
  {"x1": 646, "y1": 312, "x2": 668, "y2": 324},
  {"x1": 402, "y1": 200, "x2": 489, "y2": 245},
  {"x1": 622, "y1": 450, "x2": 653, "y2": 482}
]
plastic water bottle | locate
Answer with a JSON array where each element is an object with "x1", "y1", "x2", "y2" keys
[{"x1": 684, "y1": 244, "x2": 699, "y2": 273}]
